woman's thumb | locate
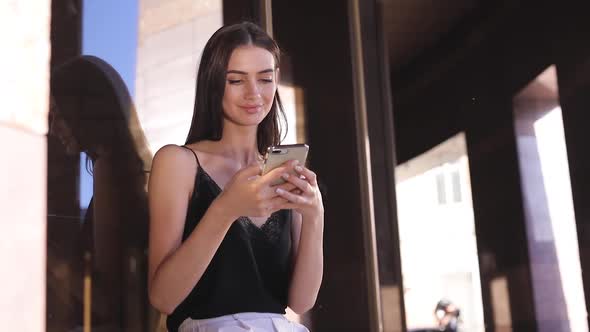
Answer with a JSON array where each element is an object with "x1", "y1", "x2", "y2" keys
[{"x1": 238, "y1": 163, "x2": 262, "y2": 180}]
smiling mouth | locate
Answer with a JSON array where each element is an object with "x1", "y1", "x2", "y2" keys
[{"x1": 241, "y1": 105, "x2": 263, "y2": 113}]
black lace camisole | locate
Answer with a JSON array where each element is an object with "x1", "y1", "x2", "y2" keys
[{"x1": 166, "y1": 146, "x2": 292, "y2": 332}]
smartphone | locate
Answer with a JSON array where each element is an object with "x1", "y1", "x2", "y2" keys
[{"x1": 262, "y1": 144, "x2": 309, "y2": 185}]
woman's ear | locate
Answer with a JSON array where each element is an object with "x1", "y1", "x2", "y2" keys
[{"x1": 275, "y1": 67, "x2": 281, "y2": 86}]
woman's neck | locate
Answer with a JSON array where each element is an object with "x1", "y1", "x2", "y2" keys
[{"x1": 216, "y1": 122, "x2": 261, "y2": 166}]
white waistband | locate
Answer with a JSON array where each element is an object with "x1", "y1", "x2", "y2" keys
[{"x1": 179, "y1": 312, "x2": 287, "y2": 329}]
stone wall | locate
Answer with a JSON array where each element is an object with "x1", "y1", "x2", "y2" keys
[
  {"x1": 0, "y1": 0, "x2": 50, "y2": 331},
  {"x1": 136, "y1": 0, "x2": 223, "y2": 152}
]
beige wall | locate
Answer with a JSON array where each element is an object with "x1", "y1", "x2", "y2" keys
[
  {"x1": 136, "y1": 0, "x2": 224, "y2": 153},
  {"x1": 0, "y1": 0, "x2": 50, "y2": 331}
]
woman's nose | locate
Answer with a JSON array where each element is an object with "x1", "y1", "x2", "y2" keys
[{"x1": 244, "y1": 80, "x2": 261, "y2": 98}]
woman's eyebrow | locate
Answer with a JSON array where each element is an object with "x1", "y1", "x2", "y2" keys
[{"x1": 226, "y1": 68, "x2": 275, "y2": 75}]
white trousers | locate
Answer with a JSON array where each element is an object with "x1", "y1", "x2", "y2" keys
[{"x1": 178, "y1": 312, "x2": 310, "y2": 332}]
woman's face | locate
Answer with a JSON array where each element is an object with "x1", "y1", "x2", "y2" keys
[
  {"x1": 222, "y1": 45, "x2": 278, "y2": 128},
  {"x1": 49, "y1": 98, "x2": 80, "y2": 155}
]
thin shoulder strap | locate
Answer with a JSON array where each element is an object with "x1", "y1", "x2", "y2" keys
[{"x1": 180, "y1": 145, "x2": 201, "y2": 167}]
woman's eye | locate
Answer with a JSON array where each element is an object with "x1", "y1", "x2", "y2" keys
[
  {"x1": 228, "y1": 79, "x2": 242, "y2": 84},
  {"x1": 260, "y1": 78, "x2": 274, "y2": 83}
]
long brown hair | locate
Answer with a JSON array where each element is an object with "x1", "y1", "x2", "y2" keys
[{"x1": 184, "y1": 22, "x2": 287, "y2": 154}]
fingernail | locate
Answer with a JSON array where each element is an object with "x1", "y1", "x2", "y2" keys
[
  {"x1": 295, "y1": 165, "x2": 303, "y2": 172},
  {"x1": 291, "y1": 160, "x2": 299, "y2": 166},
  {"x1": 276, "y1": 188, "x2": 285, "y2": 194},
  {"x1": 282, "y1": 173, "x2": 289, "y2": 179}
]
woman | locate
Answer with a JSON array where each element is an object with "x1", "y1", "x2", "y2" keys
[{"x1": 148, "y1": 22, "x2": 324, "y2": 332}]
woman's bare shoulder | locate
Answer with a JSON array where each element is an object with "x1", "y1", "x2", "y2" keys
[
  {"x1": 149, "y1": 145, "x2": 201, "y2": 199},
  {"x1": 151, "y1": 144, "x2": 197, "y2": 175},
  {"x1": 183, "y1": 141, "x2": 222, "y2": 167}
]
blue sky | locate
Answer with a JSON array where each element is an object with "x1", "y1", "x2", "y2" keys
[
  {"x1": 82, "y1": 0, "x2": 138, "y2": 96},
  {"x1": 79, "y1": 0, "x2": 138, "y2": 209}
]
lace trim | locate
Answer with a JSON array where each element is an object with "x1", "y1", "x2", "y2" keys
[
  {"x1": 239, "y1": 211, "x2": 284, "y2": 243},
  {"x1": 197, "y1": 165, "x2": 287, "y2": 243}
]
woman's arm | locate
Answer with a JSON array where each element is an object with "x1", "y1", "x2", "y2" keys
[
  {"x1": 275, "y1": 164, "x2": 325, "y2": 314},
  {"x1": 147, "y1": 145, "x2": 236, "y2": 315},
  {"x1": 288, "y1": 211, "x2": 324, "y2": 314}
]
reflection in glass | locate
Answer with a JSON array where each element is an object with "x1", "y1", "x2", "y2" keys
[{"x1": 48, "y1": 55, "x2": 153, "y2": 332}]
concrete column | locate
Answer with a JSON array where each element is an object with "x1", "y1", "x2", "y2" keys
[
  {"x1": 354, "y1": 0, "x2": 406, "y2": 330},
  {"x1": 466, "y1": 99, "x2": 538, "y2": 331},
  {"x1": 513, "y1": 68, "x2": 578, "y2": 331},
  {"x1": 273, "y1": 1, "x2": 384, "y2": 330},
  {"x1": 558, "y1": 57, "x2": 590, "y2": 331},
  {"x1": 0, "y1": 0, "x2": 51, "y2": 331}
]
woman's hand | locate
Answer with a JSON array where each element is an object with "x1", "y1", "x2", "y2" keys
[
  {"x1": 215, "y1": 163, "x2": 297, "y2": 220},
  {"x1": 275, "y1": 162, "x2": 324, "y2": 221}
]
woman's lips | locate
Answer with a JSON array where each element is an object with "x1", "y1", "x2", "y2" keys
[{"x1": 240, "y1": 105, "x2": 263, "y2": 114}]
